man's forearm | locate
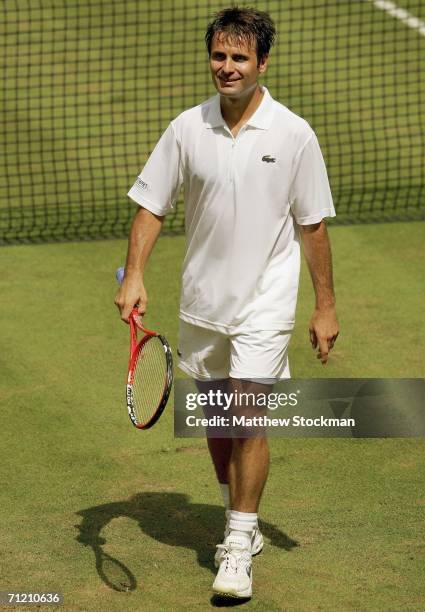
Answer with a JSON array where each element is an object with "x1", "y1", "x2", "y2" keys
[
  {"x1": 125, "y1": 206, "x2": 164, "y2": 278},
  {"x1": 114, "y1": 206, "x2": 164, "y2": 321},
  {"x1": 299, "y1": 221, "x2": 335, "y2": 308},
  {"x1": 298, "y1": 220, "x2": 339, "y2": 364}
]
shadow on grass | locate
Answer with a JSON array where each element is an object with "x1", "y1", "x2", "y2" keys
[{"x1": 75, "y1": 492, "x2": 298, "y2": 593}]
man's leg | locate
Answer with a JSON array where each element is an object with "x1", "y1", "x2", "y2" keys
[
  {"x1": 212, "y1": 379, "x2": 270, "y2": 598},
  {"x1": 228, "y1": 437, "x2": 269, "y2": 512},
  {"x1": 197, "y1": 379, "x2": 270, "y2": 515},
  {"x1": 196, "y1": 378, "x2": 264, "y2": 569},
  {"x1": 207, "y1": 437, "x2": 233, "y2": 485},
  {"x1": 227, "y1": 378, "x2": 270, "y2": 513},
  {"x1": 196, "y1": 378, "x2": 270, "y2": 507},
  {"x1": 212, "y1": 331, "x2": 290, "y2": 598},
  {"x1": 196, "y1": 379, "x2": 232, "y2": 486}
]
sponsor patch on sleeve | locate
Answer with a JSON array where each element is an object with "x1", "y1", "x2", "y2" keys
[{"x1": 136, "y1": 177, "x2": 148, "y2": 191}]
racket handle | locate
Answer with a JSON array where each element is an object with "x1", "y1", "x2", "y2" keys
[{"x1": 116, "y1": 266, "x2": 125, "y2": 285}]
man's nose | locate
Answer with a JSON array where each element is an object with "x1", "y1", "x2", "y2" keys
[{"x1": 221, "y1": 58, "x2": 235, "y2": 74}]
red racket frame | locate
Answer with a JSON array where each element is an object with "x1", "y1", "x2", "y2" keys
[{"x1": 126, "y1": 307, "x2": 173, "y2": 429}]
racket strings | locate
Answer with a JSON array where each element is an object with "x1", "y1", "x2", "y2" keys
[{"x1": 131, "y1": 336, "x2": 169, "y2": 426}]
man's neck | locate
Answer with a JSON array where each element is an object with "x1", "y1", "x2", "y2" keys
[{"x1": 220, "y1": 85, "x2": 264, "y2": 134}]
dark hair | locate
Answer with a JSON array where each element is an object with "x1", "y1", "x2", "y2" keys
[{"x1": 205, "y1": 7, "x2": 276, "y2": 62}]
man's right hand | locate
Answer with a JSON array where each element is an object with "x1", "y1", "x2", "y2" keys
[{"x1": 114, "y1": 273, "x2": 148, "y2": 323}]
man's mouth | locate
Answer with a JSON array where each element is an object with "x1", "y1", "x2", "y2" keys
[{"x1": 218, "y1": 77, "x2": 240, "y2": 84}]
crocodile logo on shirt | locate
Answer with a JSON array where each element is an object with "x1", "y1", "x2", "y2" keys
[{"x1": 262, "y1": 155, "x2": 276, "y2": 163}]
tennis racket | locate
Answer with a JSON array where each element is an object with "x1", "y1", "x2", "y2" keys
[{"x1": 116, "y1": 267, "x2": 173, "y2": 429}]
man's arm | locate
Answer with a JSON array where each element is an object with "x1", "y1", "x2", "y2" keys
[
  {"x1": 298, "y1": 220, "x2": 339, "y2": 364},
  {"x1": 114, "y1": 206, "x2": 164, "y2": 322}
]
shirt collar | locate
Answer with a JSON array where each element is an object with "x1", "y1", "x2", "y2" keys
[{"x1": 205, "y1": 86, "x2": 274, "y2": 130}]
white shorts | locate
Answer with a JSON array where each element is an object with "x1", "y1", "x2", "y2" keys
[{"x1": 177, "y1": 320, "x2": 291, "y2": 381}]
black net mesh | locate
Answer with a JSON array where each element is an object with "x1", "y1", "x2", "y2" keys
[{"x1": 1, "y1": 0, "x2": 424, "y2": 244}]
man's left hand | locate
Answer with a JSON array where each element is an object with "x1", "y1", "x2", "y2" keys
[{"x1": 309, "y1": 305, "x2": 339, "y2": 364}]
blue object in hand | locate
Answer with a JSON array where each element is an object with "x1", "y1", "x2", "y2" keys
[{"x1": 116, "y1": 267, "x2": 125, "y2": 285}]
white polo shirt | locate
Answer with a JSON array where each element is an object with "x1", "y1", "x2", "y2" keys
[{"x1": 128, "y1": 86, "x2": 335, "y2": 333}]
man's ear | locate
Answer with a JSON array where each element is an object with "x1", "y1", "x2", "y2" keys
[{"x1": 258, "y1": 53, "x2": 269, "y2": 74}]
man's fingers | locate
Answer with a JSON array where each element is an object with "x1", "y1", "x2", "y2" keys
[
  {"x1": 318, "y1": 337, "x2": 329, "y2": 364},
  {"x1": 114, "y1": 283, "x2": 147, "y2": 323},
  {"x1": 118, "y1": 299, "x2": 147, "y2": 323},
  {"x1": 114, "y1": 300, "x2": 140, "y2": 324},
  {"x1": 328, "y1": 331, "x2": 339, "y2": 350},
  {"x1": 137, "y1": 301, "x2": 147, "y2": 317},
  {"x1": 317, "y1": 350, "x2": 329, "y2": 364},
  {"x1": 309, "y1": 308, "x2": 339, "y2": 364},
  {"x1": 120, "y1": 306, "x2": 132, "y2": 324},
  {"x1": 316, "y1": 331, "x2": 340, "y2": 363},
  {"x1": 115, "y1": 299, "x2": 133, "y2": 323}
]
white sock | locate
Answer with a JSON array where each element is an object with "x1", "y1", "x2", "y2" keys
[
  {"x1": 219, "y1": 483, "x2": 230, "y2": 509},
  {"x1": 228, "y1": 510, "x2": 257, "y2": 547}
]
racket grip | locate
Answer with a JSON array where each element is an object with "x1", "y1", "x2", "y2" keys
[{"x1": 116, "y1": 266, "x2": 125, "y2": 285}]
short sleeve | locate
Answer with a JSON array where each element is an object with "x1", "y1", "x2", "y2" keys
[
  {"x1": 289, "y1": 131, "x2": 336, "y2": 225},
  {"x1": 127, "y1": 123, "x2": 183, "y2": 215}
]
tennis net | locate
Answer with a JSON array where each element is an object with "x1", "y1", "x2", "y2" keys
[{"x1": 1, "y1": 0, "x2": 424, "y2": 244}]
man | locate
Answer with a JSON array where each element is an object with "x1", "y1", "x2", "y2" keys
[{"x1": 115, "y1": 7, "x2": 339, "y2": 600}]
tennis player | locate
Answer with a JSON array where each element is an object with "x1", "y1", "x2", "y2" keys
[{"x1": 115, "y1": 7, "x2": 339, "y2": 600}]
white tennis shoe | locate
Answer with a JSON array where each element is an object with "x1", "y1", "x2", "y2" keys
[
  {"x1": 212, "y1": 534, "x2": 253, "y2": 599},
  {"x1": 214, "y1": 526, "x2": 263, "y2": 567}
]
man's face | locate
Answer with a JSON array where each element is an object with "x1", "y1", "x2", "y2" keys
[{"x1": 209, "y1": 33, "x2": 268, "y2": 99}]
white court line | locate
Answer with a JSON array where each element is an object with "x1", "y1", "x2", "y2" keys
[{"x1": 368, "y1": 0, "x2": 425, "y2": 37}]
